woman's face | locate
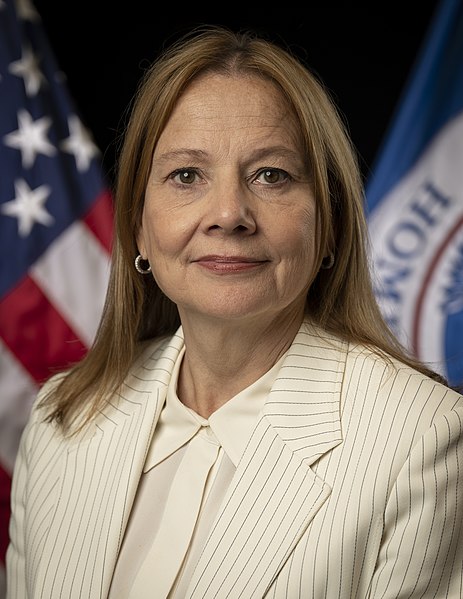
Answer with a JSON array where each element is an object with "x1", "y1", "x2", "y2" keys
[{"x1": 138, "y1": 73, "x2": 318, "y2": 327}]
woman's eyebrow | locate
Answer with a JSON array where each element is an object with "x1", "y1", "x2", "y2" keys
[{"x1": 153, "y1": 148, "x2": 208, "y2": 165}]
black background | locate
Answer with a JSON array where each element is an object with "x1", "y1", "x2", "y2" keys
[{"x1": 33, "y1": 1, "x2": 440, "y2": 186}]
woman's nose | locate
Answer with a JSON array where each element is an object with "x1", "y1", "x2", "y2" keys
[{"x1": 204, "y1": 183, "x2": 257, "y2": 235}]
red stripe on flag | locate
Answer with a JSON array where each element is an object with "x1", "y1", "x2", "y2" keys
[
  {"x1": 83, "y1": 189, "x2": 114, "y2": 254},
  {"x1": 0, "y1": 462, "x2": 12, "y2": 566},
  {"x1": 0, "y1": 275, "x2": 88, "y2": 384}
]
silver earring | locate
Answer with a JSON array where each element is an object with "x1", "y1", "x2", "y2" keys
[
  {"x1": 135, "y1": 254, "x2": 151, "y2": 274},
  {"x1": 321, "y1": 253, "x2": 335, "y2": 269}
]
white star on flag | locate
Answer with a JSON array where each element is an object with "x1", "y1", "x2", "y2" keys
[
  {"x1": 60, "y1": 115, "x2": 100, "y2": 172},
  {"x1": 1, "y1": 178, "x2": 54, "y2": 237},
  {"x1": 8, "y1": 45, "x2": 45, "y2": 96},
  {"x1": 3, "y1": 108, "x2": 56, "y2": 168}
]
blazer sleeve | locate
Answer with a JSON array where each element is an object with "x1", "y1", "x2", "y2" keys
[
  {"x1": 5, "y1": 375, "x2": 61, "y2": 599},
  {"x1": 5, "y1": 397, "x2": 39, "y2": 599},
  {"x1": 369, "y1": 404, "x2": 463, "y2": 598}
]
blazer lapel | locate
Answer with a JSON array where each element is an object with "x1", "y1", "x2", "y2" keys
[
  {"x1": 36, "y1": 331, "x2": 185, "y2": 598},
  {"x1": 187, "y1": 320, "x2": 347, "y2": 598}
]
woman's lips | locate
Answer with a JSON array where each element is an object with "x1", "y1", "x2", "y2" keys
[{"x1": 194, "y1": 255, "x2": 268, "y2": 273}]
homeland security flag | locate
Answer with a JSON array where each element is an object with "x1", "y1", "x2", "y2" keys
[
  {"x1": 366, "y1": 0, "x2": 463, "y2": 388},
  {"x1": 0, "y1": 0, "x2": 113, "y2": 589}
]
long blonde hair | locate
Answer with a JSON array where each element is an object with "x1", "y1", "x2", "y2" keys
[{"x1": 41, "y1": 25, "x2": 447, "y2": 431}]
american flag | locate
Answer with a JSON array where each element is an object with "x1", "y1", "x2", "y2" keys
[{"x1": 0, "y1": 0, "x2": 113, "y2": 593}]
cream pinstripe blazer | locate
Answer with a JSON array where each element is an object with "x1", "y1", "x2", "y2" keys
[{"x1": 6, "y1": 319, "x2": 463, "y2": 598}]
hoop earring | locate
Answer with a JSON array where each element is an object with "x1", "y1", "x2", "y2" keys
[
  {"x1": 135, "y1": 254, "x2": 151, "y2": 274},
  {"x1": 321, "y1": 253, "x2": 335, "y2": 269}
]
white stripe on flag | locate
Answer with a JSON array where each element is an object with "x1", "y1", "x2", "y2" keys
[
  {"x1": 30, "y1": 221, "x2": 111, "y2": 347},
  {"x1": 0, "y1": 340, "x2": 37, "y2": 472}
]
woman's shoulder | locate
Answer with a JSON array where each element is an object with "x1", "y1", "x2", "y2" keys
[{"x1": 345, "y1": 338, "x2": 463, "y2": 410}]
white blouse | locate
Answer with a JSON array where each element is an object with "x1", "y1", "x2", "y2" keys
[{"x1": 109, "y1": 347, "x2": 285, "y2": 598}]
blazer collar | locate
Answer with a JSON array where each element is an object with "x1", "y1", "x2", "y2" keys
[
  {"x1": 91, "y1": 330, "x2": 185, "y2": 433},
  {"x1": 264, "y1": 318, "x2": 347, "y2": 465},
  {"x1": 95, "y1": 317, "x2": 346, "y2": 465},
  {"x1": 187, "y1": 319, "x2": 348, "y2": 597}
]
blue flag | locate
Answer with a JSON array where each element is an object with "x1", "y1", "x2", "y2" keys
[{"x1": 366, "y1": 0, "x2": 463, "y2": 387}]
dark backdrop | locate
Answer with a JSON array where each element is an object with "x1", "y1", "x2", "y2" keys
[{"x1": 33, "y1": 2, "x2": 440, "y2": 185}]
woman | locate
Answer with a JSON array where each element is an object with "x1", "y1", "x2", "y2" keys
[{"x1": 7, "y1": 25, "x2": 463, "y2": 598}]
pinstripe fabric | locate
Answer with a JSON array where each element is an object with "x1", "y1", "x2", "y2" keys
[{"x1": 6, "y1": 322, "x2": 463, "y2": 598}]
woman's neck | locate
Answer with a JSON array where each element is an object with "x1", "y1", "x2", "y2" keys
[{"x1": 176, "y1": 310, "x2": 305, "y2": 418}]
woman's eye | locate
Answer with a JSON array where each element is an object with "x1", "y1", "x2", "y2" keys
[
  {"x1": 254, "y1": 168, "x2": 289, "y2": 185},
  {"x1": 171, "y1": 169, "x2": 198, "y2": 184}
]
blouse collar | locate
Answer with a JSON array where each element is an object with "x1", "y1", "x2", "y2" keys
[{"x1": 144, "y1": 346, "x2": 285, "y2": 471}]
